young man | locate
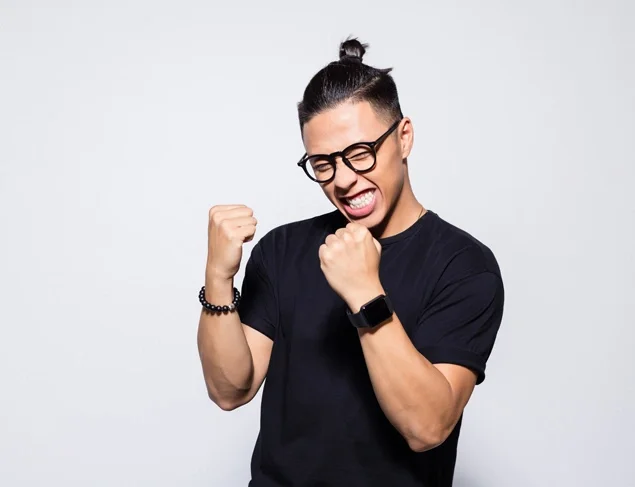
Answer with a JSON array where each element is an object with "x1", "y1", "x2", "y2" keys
[{"x1": 197, "y1": 38, "x2": 504, "y2": 487}]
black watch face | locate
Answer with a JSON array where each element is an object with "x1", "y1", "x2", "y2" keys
[{"x1": 363, "y1": 297, "x2": 392, "y2": 325}]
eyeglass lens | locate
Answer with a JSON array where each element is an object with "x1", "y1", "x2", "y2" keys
[{"x1": 306, "y1": 144, "x2": 375, "y2": 182}]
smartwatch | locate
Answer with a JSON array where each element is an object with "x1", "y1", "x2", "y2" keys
[{"x1": 346, "y1": 294, "x2": 394, "y2": 328}]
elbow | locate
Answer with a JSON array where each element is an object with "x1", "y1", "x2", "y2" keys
[
  {"x1": 407, "y1": 435, "x2": 444, "y2": 453},
  {"x1": 405, "y1": 423, "x2": 451, "y2": 453},
  {"x1": 207, "y1": 388, "x2": 249, "y2": 411},
  {"x1": 215, "y1": 398, "x2": 243, "y2": 411}
]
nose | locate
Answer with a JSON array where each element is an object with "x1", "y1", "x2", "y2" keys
[{"x1": 332, "y1": 156, "x2": 358, "y2": 191}]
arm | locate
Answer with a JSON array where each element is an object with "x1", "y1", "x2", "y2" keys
[
  {"x1": 319, "y1": 223, "x2": 503, "y2": 452},
  {"x1": 348, "y1": 286, "x2": 476, "y2": 452},
  {"x1": 197, "y1": 276, "x2": 273, "y2": 411},
  {"x1": 197, "y1": 204, "x2": 274, "y2": 411}
]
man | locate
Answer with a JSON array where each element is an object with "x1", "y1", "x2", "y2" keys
[{"x1": 197, "y1": 38, "x2": 504, "y2": 486}]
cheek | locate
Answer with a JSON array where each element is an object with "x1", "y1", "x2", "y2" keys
[
  {"x1": 373, "y1": 159, "x2": 403, "y2": 198},
  {"x1": 321, "y1": 184, "x2": 337, "y2": 202}
]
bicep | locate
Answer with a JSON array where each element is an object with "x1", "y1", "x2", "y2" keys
[
  {"x1": 238, "y1": 241, "x2": 278, "y2": 402},
  {"x1": 242, "y1": 323, "x2": 273, "y2": 400},
  {"x1": 433, "y1": 363, "x2": 477, "y2": 428}
]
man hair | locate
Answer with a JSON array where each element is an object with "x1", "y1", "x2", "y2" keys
[{"x1": 297, "y1": 37, "x2": 404, "y2": 130}]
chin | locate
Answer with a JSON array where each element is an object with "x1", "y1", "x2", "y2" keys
[
  {"x1": 343, "y1": 207, "x2": 385, "y2": 230},
  {"x1": 364, "y1": 213, "x2": 385, "y2": 231}
]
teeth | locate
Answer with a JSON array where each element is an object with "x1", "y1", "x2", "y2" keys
[{"x1": 346, "y1": 190, "x2": 374, "y2": 209}]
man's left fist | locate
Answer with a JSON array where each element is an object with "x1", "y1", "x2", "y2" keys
[{"x1": 318, "y1": 222, "x2": 383, "y2": 310}]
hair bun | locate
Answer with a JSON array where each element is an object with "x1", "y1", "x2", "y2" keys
[{"x1": 339, "y1": 37, "x2": 368, "y2": 62}]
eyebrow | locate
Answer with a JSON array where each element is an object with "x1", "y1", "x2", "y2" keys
[{"x1": 306, "y1": 136, "x2": 371, "y2": 158}]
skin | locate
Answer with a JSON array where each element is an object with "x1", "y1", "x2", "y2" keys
[
  {"x1": 302, "y1": 100, "x2": 421, "y2": 240},
  {"x1": 199, "y1": 99, "x2": 478, "y2": 453},
  {"x1": 198, "y1": 205, "x2": 271, "y2": 411},
  {"x1": 305, "y1": 100, "x2": 479, "y2": 451}
]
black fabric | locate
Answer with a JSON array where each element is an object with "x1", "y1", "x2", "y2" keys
[{"x1": 239, "y1": 209, "x2": 504, "y2": 487}]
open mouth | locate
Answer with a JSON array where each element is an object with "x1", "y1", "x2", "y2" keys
[
  {"x1": 340, "y1": 189, "x2": 377, "y2": 218},
  {"x1": 344, "y1": 190, "x2": 375, "y2": 209}
]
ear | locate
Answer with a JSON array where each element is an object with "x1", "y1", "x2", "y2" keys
[{"x1": 398, "y1": 117, "x2": 414, "y2": 159}]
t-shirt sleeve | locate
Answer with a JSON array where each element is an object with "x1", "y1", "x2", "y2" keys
[
  {"x1": 238, "y1": 242, "x2": 278, "y2": 341},
  {"x1": 413, "y1": 256, "x2": 504, "y2": 385}
]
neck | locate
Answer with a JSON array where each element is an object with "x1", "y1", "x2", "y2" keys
[{"x1": 372, "y1": 176, "x2": 424, "y2": 240}]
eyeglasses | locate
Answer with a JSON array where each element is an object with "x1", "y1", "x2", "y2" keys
[{"x1": 297, "y1": 118, "x2": 402, "y2": 183}]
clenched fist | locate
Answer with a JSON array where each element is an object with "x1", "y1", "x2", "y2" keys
[
  {"x1": 206, "y1": 205, "x2": 257, "y2": 282},
  {"x1": 318, "y1": 222, "x2": 384, "y2": 312}
]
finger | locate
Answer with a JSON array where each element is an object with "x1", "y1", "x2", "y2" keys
[
  {"x1": 209, "y1": 204, "x2": 245, "y2": 218},
  {"x1": 346, "y1": 222, "x2": 368, "y2": 240},
  {"x1": 336, "y1": 228, "x2": 354, "y2": 242},
  {"x1": 373, "y1": 238, "x2": 382, "y2": 255},
  {"x1": 226, "y1": 216, "x2": 257, "y2": 228},
  {"x1": 232, "y1": 224, "x2": 257, "y2": 242},
  {"x1": 220, "y1": 206, "x2": 254, "y2": 219},
  {"x1": 324, "y1": 234, "x2": 339, "y2": 246},
  {"x1": 318, "y1": 243, "x2": 329, "y2": 262},
  {"x1": 346, "y1": 222, "x2": 364, "y2": 232},
  {"x1": 211, "y1": 207, "x2": 253, "y2": 225}
]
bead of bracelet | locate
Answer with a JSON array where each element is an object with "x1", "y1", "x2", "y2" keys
[{"x1": 199, "y1": 285, "x2": 240, "y2": 313}]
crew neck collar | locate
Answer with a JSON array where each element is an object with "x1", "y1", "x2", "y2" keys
[
  {"x1": 378, "y1": 209, "x2": 433, "y2": 246},
  {"x1": 329, "y1": 209, "x2": 435, "y2": 246}
]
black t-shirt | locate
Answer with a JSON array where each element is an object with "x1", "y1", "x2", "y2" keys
[{"x1": 239, "y1": 209, "x2": 504, "y2": 487}]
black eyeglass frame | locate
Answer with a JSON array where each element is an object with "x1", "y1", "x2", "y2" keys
[{"x1": 297, "y1": 118, "x2": 403, "y2": 183}]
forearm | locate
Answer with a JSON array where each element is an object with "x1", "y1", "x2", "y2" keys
[
  {"x1": 197, "y1": 276, "x2": 254, "y2": 408},
  {"x1": 347, "y1": 289, "x2": 456, "y2": 451},
  {"x1": 358, "y1": 318, "x2": 455, "y2": 450}
]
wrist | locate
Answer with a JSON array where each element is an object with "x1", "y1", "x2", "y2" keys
[
  {"x1": 205, "y1": 260, "x2": 236, "y2": 281},
  {"x1": 204, "y1": 275, "x2": 234, "y2": 302},
  {"x1": 344, "y1": 282, "x2": 385, "y2": 314},
  {"x1": 205, "y1": 263, "x2": 234, "y2": 284}
]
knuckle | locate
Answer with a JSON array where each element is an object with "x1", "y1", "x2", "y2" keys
[{"x1": 218, "y1": 218, "x2": 229, "y2": 231}]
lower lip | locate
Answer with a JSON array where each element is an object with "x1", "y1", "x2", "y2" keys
[{"x1": 341, "y1": 191, "x2": 377, "y2": 218}]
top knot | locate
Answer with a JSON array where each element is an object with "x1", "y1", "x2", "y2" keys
[{"x1": 338, "y1": 37, "x2": 368, "y2": 63}]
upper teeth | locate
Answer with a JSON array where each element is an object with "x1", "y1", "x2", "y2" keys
[{"x1": 346, "y1": 190, "x2": 374, "y2": 208}]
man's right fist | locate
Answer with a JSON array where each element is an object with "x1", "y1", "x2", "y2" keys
[{"x1": 206, "y1": 205, "x2": 257, "y2": 281}]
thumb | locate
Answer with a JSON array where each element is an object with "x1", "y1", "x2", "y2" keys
[{"x1": 373, "y1": 237, "x2": 382, "y2": 256}]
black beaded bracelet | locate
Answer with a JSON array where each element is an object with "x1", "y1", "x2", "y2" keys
[{"x1": 199, "y1": 285, "x2": 241, "y2": 313}]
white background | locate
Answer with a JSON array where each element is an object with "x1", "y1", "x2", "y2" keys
[{"x1": 1, "y1": 1, "x2": 634, "y2": 486}]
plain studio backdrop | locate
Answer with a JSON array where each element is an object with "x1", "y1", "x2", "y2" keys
[{"x1": 1, "y1": 1, "x2": 634, "y2": 486}]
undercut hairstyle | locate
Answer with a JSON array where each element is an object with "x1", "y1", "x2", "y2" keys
[{"x1": 297, "y1": 37, "x2": 404, "y2": 130}]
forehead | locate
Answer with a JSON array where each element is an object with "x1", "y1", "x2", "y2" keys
[{"x1": 302, "y1": 101, "x2": 385, "y2": 155}]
